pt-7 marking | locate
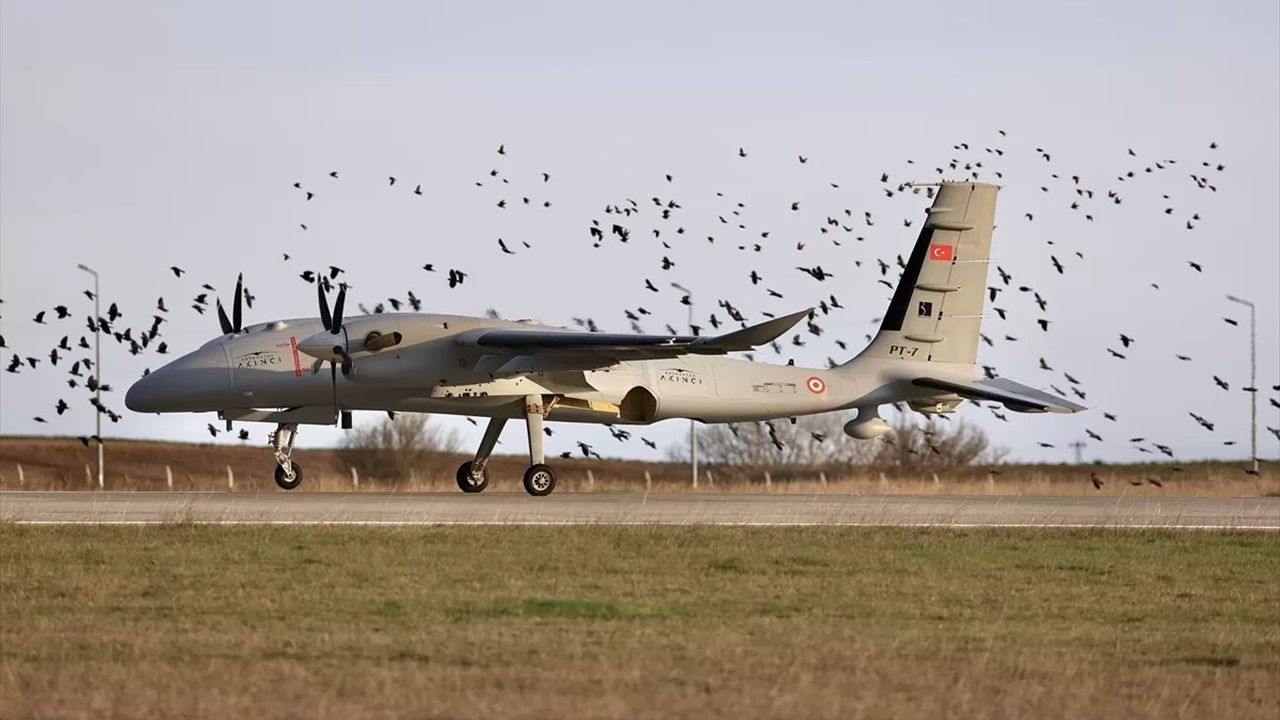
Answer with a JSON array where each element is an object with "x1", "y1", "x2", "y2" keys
[{"x1": 889, "y1": 345, "x2": 920, "y2": 357}]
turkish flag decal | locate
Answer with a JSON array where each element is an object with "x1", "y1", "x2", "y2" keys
[{"x1": 928, "y1": 243, "x2": 954, "y2": 261}]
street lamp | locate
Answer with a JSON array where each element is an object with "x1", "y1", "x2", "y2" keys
[
  {"x1": 670, "y1": 282, "x2": 698, "y2": 488},
  {"x1": 1225, "y1": 294, "x2": 1258, "y2": 473},
  {"x1": 77, "y1": 264, "x2": 103, "y2": 489}
]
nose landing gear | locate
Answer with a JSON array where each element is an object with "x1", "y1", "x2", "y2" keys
[{"x1": 271, "y1": 423, "x2": 302, "y2": 490}]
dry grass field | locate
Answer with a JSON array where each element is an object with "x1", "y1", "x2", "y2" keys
[
  {"x1": 0, "y1": 436, "x2": 1276, "y2": 496},
  {"x1": 2, "y1": 524, "x2": 1277, "y2": 720}
]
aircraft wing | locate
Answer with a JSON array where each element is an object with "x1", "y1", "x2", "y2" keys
[
  {"x1": 910, "y1": 376, "x2": 1089, "y2": 414},
  {"x1": 455, "y1": 308, "x2": 813, "y2": 362}
]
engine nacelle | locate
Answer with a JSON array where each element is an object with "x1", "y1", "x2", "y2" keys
[
  {"x1": 340, "y1": 352, "x2": 408, "y2": 386},
  {"x1": 844, "y1": 407, "x2": 892, "y2": 439}
]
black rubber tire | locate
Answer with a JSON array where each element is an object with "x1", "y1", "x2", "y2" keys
[
  {"x1": 456, "y1": 461, "x2": 489, "y2": 493},
  {"x1": 522, "y1": 464, "x2": 556, "y2": 497},
  {"x1": 274, "y1": 461, "x2": 302, "y2": 491}
]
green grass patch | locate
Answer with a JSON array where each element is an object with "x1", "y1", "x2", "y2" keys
[{"x1": 2, "y1": 524, "x2": 1278, "y2": 719}]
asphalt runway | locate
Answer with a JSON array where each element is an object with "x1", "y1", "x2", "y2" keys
[{"x1": 2, "y1": 492, "x2": 1278, "y2": 528}]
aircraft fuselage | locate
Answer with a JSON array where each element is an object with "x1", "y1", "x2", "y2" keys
[{"x1": 126, "y1": 312, "x2": 879, "y2": 425}]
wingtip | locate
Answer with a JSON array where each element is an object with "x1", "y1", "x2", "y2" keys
[
  {"x1": 1049, "y1": 399, "x2": 1091, "y2": 414},
  {"x1": 702, "y1": 307, "x2": 813, "y2": 352}
]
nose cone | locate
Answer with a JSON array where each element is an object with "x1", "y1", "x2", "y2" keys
[
  {"x1": 126, "y1": 343, "x2": 232, "y2": 413},
  {"x1": 125, "y1": 369, "x2": 170, "y2": 413}
]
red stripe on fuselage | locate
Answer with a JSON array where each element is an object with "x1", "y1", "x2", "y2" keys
[{"x1": 290, "y1": 336, "x2": 301, "y2": 376}]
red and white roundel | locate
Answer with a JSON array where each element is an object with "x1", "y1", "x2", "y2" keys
[{"x1": 806, "y1": 376, "x2": 827, "y2": 394}]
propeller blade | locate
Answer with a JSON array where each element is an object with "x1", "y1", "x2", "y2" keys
[
  {"x1": 329, "y1": 355, "x2": 341, "y2": 422},
  {"x1": 232, "y1": 273, "x2": 243, "y2": 332},
  {"x1": 331, "y1": 286, "x2": 346, "y2": 334},
  {"x1": 318, "y1": 280, "x2": 332, "y2": 330},
  {"x1": 216, "y1": 299, "x2": 233, "y2": 335}
]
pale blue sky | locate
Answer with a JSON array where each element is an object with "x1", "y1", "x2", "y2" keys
[{"x1": 2, "y1": 0, "x2": 1277, "y2": 465}]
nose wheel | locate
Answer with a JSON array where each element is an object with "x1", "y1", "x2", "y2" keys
[
  {"x1": 275, "y1": 461, "x2": 302, "y2": 490},
  {"x1": 270, "y1": 423, "x2": 303, "y2": 491}
]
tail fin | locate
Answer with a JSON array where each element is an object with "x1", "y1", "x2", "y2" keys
[
  {"x1": 835, "y1": 181, "x2": 1088, "y2": 417},
  {"x1": 849, "y1": 181, "x2": 997, "y2": 366}
]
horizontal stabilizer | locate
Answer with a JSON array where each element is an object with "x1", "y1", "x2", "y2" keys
[{"x1": 911, "y1": 376, "x2": 1088, "y2": 414}]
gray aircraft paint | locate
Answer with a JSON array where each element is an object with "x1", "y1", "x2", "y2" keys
[{"x1": 126, "y1": 182, "x2": 1085, "y2": 489}]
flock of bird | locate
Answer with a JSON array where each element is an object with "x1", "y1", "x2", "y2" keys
[{"x1": 2, "y1": 130, "x2": 1277, "y2": 485}]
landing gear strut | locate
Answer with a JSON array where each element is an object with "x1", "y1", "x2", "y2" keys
[
  {"x1": 455, "y1": 395, "x2": 558, "y2": 496},
  {"x1": 521, "y1": 395, "x2": 556, "y2": 496},
  {"x1": 271, "y1": 423, "x2": 302, "y2": 490},
  {"x1": 456, "y1": 417, "x2": 504, "y2": 493}
]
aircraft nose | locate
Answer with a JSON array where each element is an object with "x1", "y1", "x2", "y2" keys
[
  {"x1": 126, "y1": 344, "x2": 232, "y2": 413},
  {"x1": 125, "y1": 368, "x2": 168, "y2": 413}
]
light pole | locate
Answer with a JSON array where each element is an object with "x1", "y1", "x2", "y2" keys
[
  {"x1": 1068, "y1": 440, "x2": 1086, "y2": 464},
  {"x1": 1225, "y1": 294, "x2": 1258, "y2": 473},
  {"x1": 671, "y1": 282, "x2": 697, "y2": 488},
  {"x1": 77, "y1": 264, "x2": 103, "y2": 489}
]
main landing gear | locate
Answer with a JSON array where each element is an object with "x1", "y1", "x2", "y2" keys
[
  {"x1": 271, "y1": 423, "x2": 302, "y2": 490},
  {"x1": 456, "y1": 394, "x2": 559, "y2": 496}
]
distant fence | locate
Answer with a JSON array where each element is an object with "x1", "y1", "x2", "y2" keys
[{"x1": 1, "y1": 460, "x2": 1276, "y2": 497}]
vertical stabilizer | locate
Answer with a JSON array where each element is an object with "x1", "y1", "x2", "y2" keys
[{"x1": 848, "y1": 181, "x2": 997, "y2": 366}]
